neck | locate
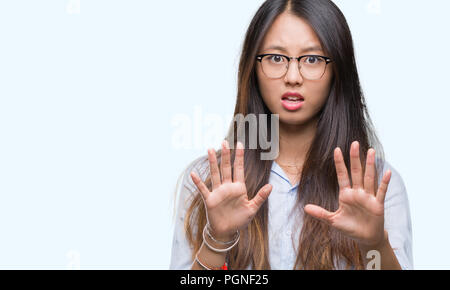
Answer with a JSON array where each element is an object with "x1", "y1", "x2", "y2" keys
[{"x1": 275, "y1": 117, "x2": 318, "y2": 167}]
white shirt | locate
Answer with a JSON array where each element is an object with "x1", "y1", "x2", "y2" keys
[{"x1": 169, "y1": 155, "x2": 413, "y2": 270}]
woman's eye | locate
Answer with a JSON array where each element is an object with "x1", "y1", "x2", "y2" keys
[
  {"x1": 305, "y1": 56, "x2": 322, "y2": 64},
  {"x1": 270, "y1": 55, "x2": 284, "y2": 63}
]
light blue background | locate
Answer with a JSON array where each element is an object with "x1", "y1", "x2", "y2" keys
[{"x1": 0, "y1": 0, "x2": 448, "y2": 269}]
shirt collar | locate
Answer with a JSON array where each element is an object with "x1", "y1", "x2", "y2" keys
[{"x1": 270, "y1": 161, "x2": 300, "y2": 190}]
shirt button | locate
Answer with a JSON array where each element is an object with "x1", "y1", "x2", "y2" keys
[{"x1": 286, "y1": 230, "x2": 291, "y2": 236}]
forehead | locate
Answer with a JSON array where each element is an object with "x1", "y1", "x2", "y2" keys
[{"x1": 260, "y1": 12, "x2": 323, "y2": 53}]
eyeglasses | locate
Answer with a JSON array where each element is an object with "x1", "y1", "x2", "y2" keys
[{"x1": 256, "y1": 54, "x2": 333, "y2": 80}]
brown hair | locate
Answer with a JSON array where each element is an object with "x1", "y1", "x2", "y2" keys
[{"x1": 183, "y1": 0, "x2": 385, "y2": 270}]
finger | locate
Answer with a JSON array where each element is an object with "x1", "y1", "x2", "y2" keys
[
  {"x1": 233, "y1": 141, "x2": 245, "y2": 183},
  {"x1": 190, "y1": 171, "x2": 211, "y2": 201},
  {"x1": 376, "y1": 169, "x2": 391, "y2": 203},
  {"x1": 249, "y1": 184, "x2": 272, "y2": 213},
  {"x1": 350, "y1": 141, "x2": 363, "y2": 189},
  {"x1": 220, "y1": 140, "x2": 232, "y2": 183},
  {"x1": 304, "y1": 204, "x2": 333, "y2": 225},
  {"x1": 364, "y1": 148, "x2": 376, "y2": 196},
  {"x1": 207, "y1": 148, "x2": 221, "y2": 190},
  {"x1": 334, "y1": 147, "x2": 351, "y2": 189}
]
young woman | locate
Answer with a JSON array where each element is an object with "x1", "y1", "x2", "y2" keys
[{"x1": 170, "y1": 0, "x2": 413, "y2": 270}]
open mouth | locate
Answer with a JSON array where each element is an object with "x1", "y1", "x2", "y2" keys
[
  {"x1": 281, "y1": 96, "x2": 304, "y2": 103},
  {"x1": 281, "y1": 95, "x2": 304, "y2": 111}
]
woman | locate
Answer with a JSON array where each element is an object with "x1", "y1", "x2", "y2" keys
[{"x1": 170, "y1": 0, "x2": 413, "y2": 270}]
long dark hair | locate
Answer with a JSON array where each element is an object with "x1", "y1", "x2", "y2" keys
[{"x1": 184, "y1": 0, "x2": 385, "y2": 269}]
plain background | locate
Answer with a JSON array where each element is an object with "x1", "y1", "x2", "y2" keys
[{"x1": 0, "y1": 0, "x2": 449, "y2": 269}]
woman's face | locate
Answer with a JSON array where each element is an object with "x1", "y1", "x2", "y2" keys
[{"x1": 256, "y1": 12, "x2": 334, "y2": 126}]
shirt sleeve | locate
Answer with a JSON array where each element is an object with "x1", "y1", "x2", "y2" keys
[
  {"x1": 169, "y1": 155, "x2": 209, "y2": 270},
  {"x1": 380, "y1": 160, "x2": 414, "y2": 270}
]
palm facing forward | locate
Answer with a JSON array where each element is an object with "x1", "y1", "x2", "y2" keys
[
  {"x1": 304, "y1": 141, "x2": 391, "y2": 248},
  {"x1": 191, "y1": 140, "x2": 272, "y2": 241}
]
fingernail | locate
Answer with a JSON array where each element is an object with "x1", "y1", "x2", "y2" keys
[{"x1": 237, "y1": 141, "x2": 243, "y2": 149}]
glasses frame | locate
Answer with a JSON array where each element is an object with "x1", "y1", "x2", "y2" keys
[{"x1": 256, "y1": 53, "x2": 333, "y2": 80}]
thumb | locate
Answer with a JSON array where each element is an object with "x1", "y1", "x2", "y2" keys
[
  {"x1": 249, "y1": 184, "x2": 273, "y2": 213},
  {"x1": 304, "y1": 204, "x2": 333, "y2": 225}
]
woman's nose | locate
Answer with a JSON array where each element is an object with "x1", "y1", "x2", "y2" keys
[{"x1": 284, "y1": 60, "x2": 304, "y2": 86}]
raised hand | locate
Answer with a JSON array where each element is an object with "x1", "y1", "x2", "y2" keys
[
  {"x1": 304, "y1": 141, "x2": 391, "y2": 248},
  {"x1": 190, "y1": 140, "x2": 273, "y2": 241}
]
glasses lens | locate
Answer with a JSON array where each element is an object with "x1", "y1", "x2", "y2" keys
[
  {"x1": 299, "y1": 56, "x2": 327, "y2": 80},
  {"x1": 261, "y1": 55, "x2": 288, "y2": 79}
]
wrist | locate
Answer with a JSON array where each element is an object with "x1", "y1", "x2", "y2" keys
[
  {"x1": 209, "y1": 229, "x2": 235, "y2": 242},
  {"x1": 204, "y1": 233, "x2": 233, "y2": 250},
  {"x1": 359, "y1": 230, "x2": 389, "y2": 252},
  {"x1": 207, "y1": 224, "x2": 238, "y2": 242},
  {"x1": 203, "y1": 224, "x2": 240, "y2": 253}
]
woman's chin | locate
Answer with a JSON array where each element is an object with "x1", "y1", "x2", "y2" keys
[{"x1": 279, "y1": 116, "x2": 308, "y2": 126}]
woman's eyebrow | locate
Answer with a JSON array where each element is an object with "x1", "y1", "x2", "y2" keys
[{"x1": 264, "y1": 45, "x2": 323, "y2": 54}]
